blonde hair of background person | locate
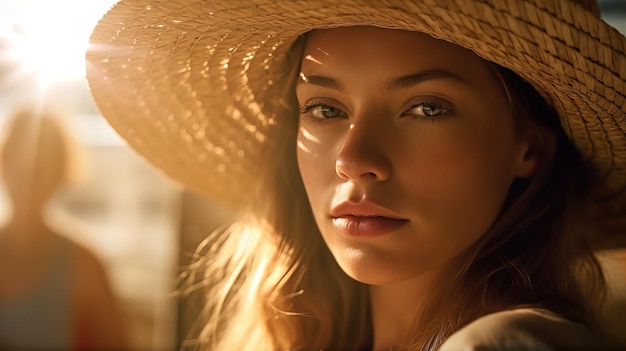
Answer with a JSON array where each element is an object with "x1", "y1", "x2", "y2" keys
[
  {"x1": 0, "y1": 107, "x2": 128, "y2": 350},
  {"x1": 85, "y1": 0, "x2": 626, "y2": 350}
]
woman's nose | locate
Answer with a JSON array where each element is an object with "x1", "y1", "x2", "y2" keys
[{"x1": 335, "y1": 120, "x2": 391, "y2": 182}]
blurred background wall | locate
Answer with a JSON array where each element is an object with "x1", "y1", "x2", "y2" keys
[{"x1": 0, "y1": 1, "x2": 624, "y2": 351}]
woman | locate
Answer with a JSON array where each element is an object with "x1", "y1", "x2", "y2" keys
[{"x1": 86, "y1": 0, "x2": 626, "y2": 350}]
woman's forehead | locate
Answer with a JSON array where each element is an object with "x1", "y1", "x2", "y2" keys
[
  {"x1": 300, "y1": 26, "x2": 490, "y2": 80},
  {"x1": 298, "y1": 26, "x2": 503, "y2": 99}
]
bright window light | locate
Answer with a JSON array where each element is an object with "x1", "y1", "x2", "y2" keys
[{"x1": 0, "y1": 0, "x2": 116, "y2": 91}]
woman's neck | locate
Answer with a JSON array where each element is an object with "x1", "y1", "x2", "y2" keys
[{"x1": 369, "y1": 270, "x2": 440, "y2": 351}]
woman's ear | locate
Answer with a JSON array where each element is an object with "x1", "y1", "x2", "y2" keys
[{"x1": 515, "y1": 126, "x2": 556, "y2": 180}]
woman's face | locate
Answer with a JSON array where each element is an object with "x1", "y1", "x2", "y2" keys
[{"x1": 295, "y1": 26, "x2": 539, "y2": 286}]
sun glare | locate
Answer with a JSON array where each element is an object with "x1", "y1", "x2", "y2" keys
[{"x1": 0, "y1": 1, "x2": 116, "y2": 92}]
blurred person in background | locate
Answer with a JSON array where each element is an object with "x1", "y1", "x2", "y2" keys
[{"x1": 0, "y1": 106, "x2": 127, "y2": 350}]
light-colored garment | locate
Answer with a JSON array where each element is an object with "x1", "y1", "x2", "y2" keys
[
  {"x1": 440, "y1": 308, "x2": 605, "y2": 351},
  {"x1": 0, "y1": 236, "x2": 73, "y2": 350}
]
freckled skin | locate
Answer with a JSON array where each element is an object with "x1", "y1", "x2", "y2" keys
[{"x1": 296, "y1": 26, "x2": 538, "y2": 285}]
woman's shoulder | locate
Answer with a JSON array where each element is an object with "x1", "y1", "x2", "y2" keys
[{"x1": 439, "y1": 308, "x2": 608, "y2": 351}]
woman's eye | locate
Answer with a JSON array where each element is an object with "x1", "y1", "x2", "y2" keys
[
  {"x1": 404, "y1": 97, "x2": 455, "y2": 120},
  {"x1": 407, "y1": 103, "x2": 450, "y2": 117},
  {"x1": 301, "y1": 104, "x2": 346, "y2": 119}
]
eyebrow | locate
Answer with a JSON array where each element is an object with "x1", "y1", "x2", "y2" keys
[
  {"x1": 299, "y1": 73, "x2": 345, "y2": 91},
  {"x1": 298, "y1": 68, "x2": 471, "y2": 92},
  {"x1": 385, "y1": 68, "x2": 471, "y2": 90}
]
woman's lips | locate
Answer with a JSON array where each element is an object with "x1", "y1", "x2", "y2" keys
[{"x1": 332, "y1": 215, "x2": 409, "y2": 237}]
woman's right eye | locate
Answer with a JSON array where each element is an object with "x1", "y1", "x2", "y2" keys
[{"x1": 299, "y1": 103, "x2": 346, "y2": 120}]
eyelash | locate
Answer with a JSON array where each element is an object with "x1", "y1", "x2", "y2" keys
[{"x1": 298, "y1": 97, "x2": 456, "y2": 125}]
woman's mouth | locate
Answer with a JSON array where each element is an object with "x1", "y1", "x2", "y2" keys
[{"x1": 331, "y1": 215, "x2": 409, "y2": 237}]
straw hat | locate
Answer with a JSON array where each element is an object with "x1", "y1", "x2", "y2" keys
[{"x1": 86, "y1": 0, "x2": 626, "y2": 249}]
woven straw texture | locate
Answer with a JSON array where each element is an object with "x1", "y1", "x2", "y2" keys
[{"x1": 86, "y1": 0, "x2": 626, "y2": 249}]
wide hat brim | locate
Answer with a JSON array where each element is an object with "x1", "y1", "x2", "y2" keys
[{"x1": 86, "y1": 0, "x2": 626, "y2": 249}]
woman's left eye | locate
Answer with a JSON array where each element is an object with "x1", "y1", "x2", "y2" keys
[
  {"x1": 404, "y1": 98, "x2": 454, "y2": 119},
  {"x1": 412, "y1": 104, "x2": 446, "y2": 116}
]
